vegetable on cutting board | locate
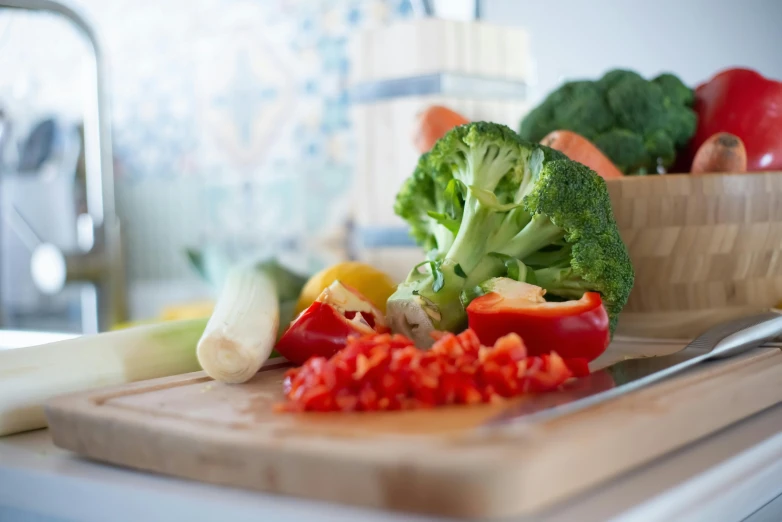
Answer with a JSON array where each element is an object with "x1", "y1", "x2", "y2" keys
[
  {"x1": 276, "y1": 280, "x2": 389, "y2": 365},
  {"x1": 540, "y1": 130, "x2": 624, "y2": 180},
  {"x1": 388, "y1": 122, "x2": 634, "y2": 348},
  {"x1": 295, "y1": 261, "x2": 397, "y2": 315},
  {"x1": 466, "y1": 277, "x2": 610, "y2": 362},
  {"x1": 690, "y1": 132, "x2": 747, "y2": 174},
  {"x1": 275, "y1": 328, "x2": 574, "y2": 413},
  {"x1": 691, "y1": 67, "x2": 782, "y2": 172},
  {"x1": 519, "y1": 69, "x2": 697, "y2": 175},
  {"x1": 196, "y1": 260, "x2": 307, "y2": 384},
  {"x1": 413, "y1": 105, "x2": 470, "y2": 153},
  {"x1": 0, "y1": 318, "x2": 208, "y2": 436}
]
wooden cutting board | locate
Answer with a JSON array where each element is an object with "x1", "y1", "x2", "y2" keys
[{"x1": 44, "y1": 339, "x2": 782, "y2": 519}]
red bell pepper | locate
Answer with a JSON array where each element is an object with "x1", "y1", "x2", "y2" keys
[
  {"x1": 466, "y1": 278, "x2": 610, "y2": 362},
  {"x1": 275, "y1": 280, "x2": 388, "y2": 365},
  {"x1": 691, "y1": 68, "x2": 782, "y2": 172}
]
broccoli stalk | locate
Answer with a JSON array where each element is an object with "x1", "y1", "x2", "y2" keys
[{"x1": 388, "y1": 122, "x2": 634, "y2": 347}]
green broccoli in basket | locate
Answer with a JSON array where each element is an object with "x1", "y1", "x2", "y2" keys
[
  {"x1": 519, "y1": 69, "x2": 697, "y2": 175},
  {"x1": 387, "y1": 122, "x2": 634, "y2": 347}
]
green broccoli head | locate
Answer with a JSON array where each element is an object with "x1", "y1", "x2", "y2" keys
[
  {"x1": 519, "y1": 68, "x2": 697, "y2": 174},
  {"x1": 389, "y1": 122, "x2": 635, "y2": 346}
]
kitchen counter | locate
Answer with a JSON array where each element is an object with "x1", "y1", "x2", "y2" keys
[
  {"x1": 0, "y1": 329, "x2": 78, "y2": 350},
  {"x1": 1, "y1": 405, "x2": 782, "y2": 522}
]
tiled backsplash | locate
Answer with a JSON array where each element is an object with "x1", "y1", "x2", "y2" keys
[
  {"x1": 1, "y1": 0, "x2": 415, "y2": 281},
  {"x1": 108, "y1": 0, "x2": 417, "y2": 279}
]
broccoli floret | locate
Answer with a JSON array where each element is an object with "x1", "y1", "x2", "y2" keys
[
  {"x1": 605, "y1": 75, "x2": 668, "y2": 135},
  {"x1": 550, "y1": 82, "x2": 614, "y2": 138},
  {"x1": 664, "y1": 107, "x2": 698, "y2": 148},
  {"x1": 518, "y1": 68, "x2": 697, "y2": 175},
  {"x1": 519, "y1": 81, "x2": 613, "y2": 143},
  {"x1": 388, "y1": 122, "x2": 634, "y2": 346},
  {"x1": 597, "y1": 69, "x2": 644, "y2": 91},
  {"x1": 653, "y1": 72, "x2": 694, "y2": 107},
  {"x1": 592, "y1": 129, "x2": 646, "y2": 173},
  {"x1": 644, "y1": 129, "x2": 676, "y2": 171},
  {"x1": 394, "y1": 153, "x2": 463, "y2": 255}
]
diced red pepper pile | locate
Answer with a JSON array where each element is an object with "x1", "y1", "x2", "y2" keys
[{"x1": 274, "y1": 329, "x2": 579, "y2": 413}]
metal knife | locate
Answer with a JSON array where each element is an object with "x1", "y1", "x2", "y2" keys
[{"x1": 487, "y1": 311, "x2": 782, "y2": 426}]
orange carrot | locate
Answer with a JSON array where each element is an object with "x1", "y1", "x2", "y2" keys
[
  {"x1": 690, "y1": 132, "x2": 747, "y2": 175},
  {"x1": 413, "y1": 105, "x2": 470, "y2": 153},
  {"x1": 540, "y1": 130, "x2": 624, "y2": 180}
]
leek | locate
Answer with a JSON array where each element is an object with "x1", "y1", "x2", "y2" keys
[
  {"x1": 0, "y1": 318, "x2": 207, "y2": 437},
  {"x1": 0, "y1": 257, "x2": 308, "y2": 436},
  {"x1": 196, "y1": 260, "x2": 307, "y2": 383}
]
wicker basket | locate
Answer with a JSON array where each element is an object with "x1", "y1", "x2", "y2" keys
[{"x1": 607, "y1": 172, "x2": 782, "y2": 338}]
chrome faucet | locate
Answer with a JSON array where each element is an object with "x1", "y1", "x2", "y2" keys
[{"x1": 0, "y1": 0, "x2": 126, "y2": 332}]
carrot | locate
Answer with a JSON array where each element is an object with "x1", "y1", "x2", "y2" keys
[
  {"x1": 413, "y1": 105, "x2": 470, "y2": 153},
  {"x1": 690, "y1": 132, "x2": 747, "y2": 175},
  {"x1": 540, "y1": 130, "x2": 624, "y2": 180}
]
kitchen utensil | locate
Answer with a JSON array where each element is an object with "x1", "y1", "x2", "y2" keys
[
  {"x1": 44, "y1": 334, "x2": 782, "y2": 519},
  {"x1": 489, "y1": 311, "x2": 782, "y2": 426}
]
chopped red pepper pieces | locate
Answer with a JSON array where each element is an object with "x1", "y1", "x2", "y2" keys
[{"x1": 274, "y1": 329, "x2": 574, "y2": 413}]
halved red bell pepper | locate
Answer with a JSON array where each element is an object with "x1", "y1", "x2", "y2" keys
[
  {"x1": 275, "y1": 280, "x2": 388, "y2": 365},
  {"x1": 466, "y1": 278, "x2": 610, "y2": 362}
]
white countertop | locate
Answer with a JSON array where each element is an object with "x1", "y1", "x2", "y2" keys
[{"x1": 2, "y1": 405, "x2": 782, "y2": 522}]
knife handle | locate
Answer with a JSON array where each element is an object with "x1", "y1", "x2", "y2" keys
[{"x1": 708, "y1": 313, "x2": 782, "y2": 360}]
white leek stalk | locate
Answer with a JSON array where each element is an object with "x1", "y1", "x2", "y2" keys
[
  {"x1": 196, "y1": 265, "x2": 280, "y2": 383},
  {"x1": 0, "y1": 318, "x2": 207, "y2": 436}
]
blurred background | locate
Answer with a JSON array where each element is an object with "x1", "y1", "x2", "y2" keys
[{"x1": 0, "y1": 0, "x2": 780, "y2": 338}]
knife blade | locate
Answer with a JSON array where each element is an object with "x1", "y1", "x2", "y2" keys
[{"x1": 486, "y1": 311, "x2": 782, "y2": 427}]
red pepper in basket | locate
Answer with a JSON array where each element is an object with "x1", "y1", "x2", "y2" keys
[
  {"x1": 691, "y1": 68, "x2": 782, "y2": 172},
  {"x1": 466, "y1": 278, "x2": 610, "y2": 363},
  {"x1": 275, "y1": 280, "x2": 388, "y2": 365}
]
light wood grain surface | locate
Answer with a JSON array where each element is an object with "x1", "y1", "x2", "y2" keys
[
  {"x1": 44, "y1": 339, "x2": 782, "y2": 519},
  {"x1": 347, "y1": 19, "x2": 529, "y2": 84},
  {"x1": 607, "y1": 173, "x2": 782, "y2": 317}
]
